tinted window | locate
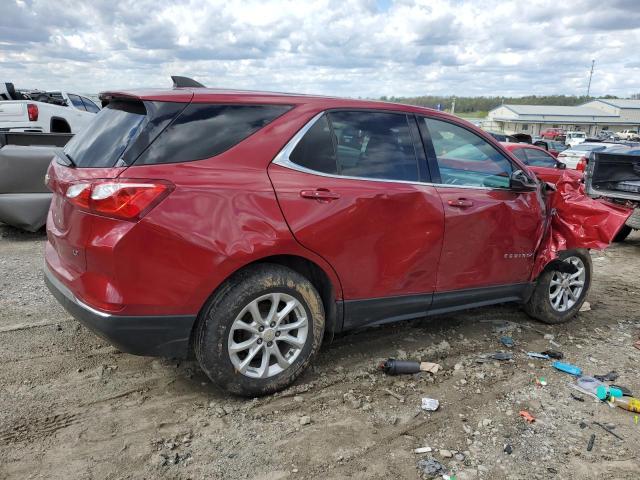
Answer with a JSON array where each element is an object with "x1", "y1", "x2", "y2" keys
[
  {"x1": 512, "y1": 148, "x2": 528, "y2": 162},
  {"x1": 524, "y1": 148, "x2": 556, "y2": 167},
  {"x1": 80, "y1": 96, "x2": 100, "y2": 113},
  {"x1": 64, "y1": 101, "x2": 146, "y2": 168},
  {"x1": 423, "y1": 118, "x2": 513, "y2": 188},
  {"x1": 136, "y1": 104, "x2": 290, "y2": 165},
  {"x1": 67, "y1": 94, "x2": 86, "y2": 111},
  {"x1": 329, "y1": 111, "x2": 419, "y2": 181},
  {"x1": 289, "y1": 114, "x2": 337, "y2": 174}
]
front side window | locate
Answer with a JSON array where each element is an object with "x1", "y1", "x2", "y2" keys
[
  {"x1": 67, "y1": 94, "x2": 86, "y2": 111},
  {"x1": 523, "y1": 148, "x2": 557, "y2": 167},
  {"x1": 289, "y1": 111, "x2": 420, "y2": 182},
  {"x1": 80, "y1": 96, "x2": 101, "y2": 113},
  {"x1": 423, "y1": 118, "x2": 513, "y2": 188},
  {"x1": 512, "y1": 148, "x2": 528, "y2": 162}
]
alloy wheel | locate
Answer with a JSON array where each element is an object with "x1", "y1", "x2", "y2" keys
[{"x1": 548, "y1": 256, "x2": 586, "y2": 312}]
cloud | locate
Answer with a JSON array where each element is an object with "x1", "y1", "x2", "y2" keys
[{"x1": 0, "y1": 0, "x2": 638, "y2": 98}]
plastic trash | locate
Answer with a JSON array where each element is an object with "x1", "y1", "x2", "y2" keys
[
  {"x1": 421, "y1": 398, "x2": 440, "y2": 411},
  {"x1": 527, "y1": 352, "x2": 550, "y2": 360},
  {"x1": 553, "y1": 361, "x2": 582, "y2": 376},
  {"x1": 587, "y1": 433, "x2": 595, "y2": 451},
  {"x1": 610, "y1": 396, "x2": 640, "y2": 413},
  {"x1": 491, "y1": 352, "x2": 513, "y2": 361},
  {"x1": 594, "y1": 371, "x2": 619, "y2": 382},
  {"x1": 414, "y1": 446, "x2": 432, "y2": 454},
  {"x1": 417, "y1": 458, "x2": 444, "y2": 476},
  {"x1": 519, "y1": 410, "x2": 535, "y2": 423},
  {"x1": 500, "y1": 336, "x2": 514, "y2": 348},
  {"x1": 610, "y1": 384, "x2": 633, "y2": 397},
  {"x1": 379, "y1": 359, "x2": 420, "y2": 375},
  {"x1": 596, "y1": 385, "x2": 623, "y2": 401},
  {"x1": 577, "y1": 376, "x2": 604, "y2": 395},
  {"x1": 541, "y1": 350, "x2": 564, "y2": 359}
]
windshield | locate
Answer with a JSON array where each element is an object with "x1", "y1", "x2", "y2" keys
[
  {"x1": 571, "y1": 144, "x2": 607, "y2": 152},
  {"x1": 64, "y1": 101, "x2": 146, "y2": 168}
]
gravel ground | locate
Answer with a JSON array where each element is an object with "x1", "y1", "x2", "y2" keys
[{"x1": 1, "y1": 223, "x2": 639, "y2": 480}]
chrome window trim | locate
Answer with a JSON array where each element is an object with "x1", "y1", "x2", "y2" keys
[{"x1": 271, "y1": 111, "x2": 517, "y2": 192}]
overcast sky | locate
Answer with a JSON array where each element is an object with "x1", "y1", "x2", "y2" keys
[{"x1": 1, "y1": 0, "x2": 639, "y2": 98}]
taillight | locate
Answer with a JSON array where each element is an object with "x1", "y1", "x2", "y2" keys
[
  {"x1": 576, "y1": 156, "x2": 588, "y2": 172},
  {"x1": 63, "y1": 179, "x2": 173, "y2": 220},
  {"x1": 27, "y1": 103, "x2": 38, "y2": 121}
]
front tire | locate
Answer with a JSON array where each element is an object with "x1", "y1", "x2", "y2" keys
[
  {"x1": 194, "y1": 264, "x2": 325, "y2": 397},
  {"x1": 524, "y1": 249, "x2": 592, "y2": 324}
]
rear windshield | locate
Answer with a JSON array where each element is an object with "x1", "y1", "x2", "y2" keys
[
  {"x1": 64, "y1": 101, "x2": 290, "y2": 168},
  {"x1": 572, "y1": 144, "x2": 606, "y2": 152},
  {"x1": 64, "y1": 101, "x2": 147, "y2": 168}
]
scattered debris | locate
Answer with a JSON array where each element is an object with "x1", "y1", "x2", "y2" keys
[
  {"x1": 519, "y1": 410, "x2": 535, "y2": 423},
  {"x1": 414, "y1": 446, "x2": 432, "y2": 454},
  {"x1": 552, "y1": 361, "x2": 582, "y2": 376},
  {"x1": 549, "y1": 339, "x2": 562, "y2": 348},
  {"x1": 500, "y1": 336, "x2": 514, "y2": 348},
  {"x1": 416, "y1": 458, "x2": 444, "y2": 477},
  {"x1": 593, "y1": 421, "x2": 624, "y2": 440},
  {"x1": 299, "y1": 416, "x2": 311, "y2": 426},
  {"x1": 587, "y1": 433, "x2": 596, "y2": 452},
  {"x1": 527, "y1": 352, "x2": 550, "y2": 360},
  {"x1": 439, "y1": 449, "x2": 453, "y2": 458},
  {"x1": 570, "y1": 393, "x2": 585, "y2": 402},
  {"x1": 596, "y1": 385, "x2": 623, "y2": 401},
  {"x1": 594, "y1": 371, "x2": 619, "y2": 382},
  {"x1": 541, "y1": 350, "x2": 564, "y2": 360},
  {"x1": 579, "y1": 302, "x2": 591, "y2": 312},
  {"x1": 610, "y1": 384, "x2": 634, "y2": 397},
  {"x1": 503, "y1": 444, "x2": 513, "y2": 454},
  {"x1": 379, "y1": 359, "x2": 441, "y2": 375},
  {"x1": 491, "y1": 352, "x2": 513, "y2": 361},
  {"x1": 535, "y1": 377, "x2": 548, "y2": 387},
  {"x1": 634, "y1": 340, "x2": 640, "y2": 351},
  {"x1": 382, "y1": 388, "x2": 405, "y2": 403},
  {"x1": 421, "y1": 398, "x2": 440, "y2": 411}
]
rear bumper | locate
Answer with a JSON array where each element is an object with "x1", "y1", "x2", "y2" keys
[{"x1": 44, "y1": 265, "x2": 196, "y2": 358}]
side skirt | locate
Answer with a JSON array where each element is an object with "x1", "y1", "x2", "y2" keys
[{"x1": 341, "y1": 283, "x2": 531, "y2": 331}]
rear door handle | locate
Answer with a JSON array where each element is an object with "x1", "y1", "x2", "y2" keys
[
  {"x1": 300, "y1": 189, "x2": 341, "y2": 201},
  {"x1": 447, "y1": 198, "x2": 474, "y2": 208}
]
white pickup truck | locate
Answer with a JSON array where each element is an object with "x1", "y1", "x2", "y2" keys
[
  {"x1": 616, "y1": 129, "x2": 640, "y2": 141},
  {"x1": 0, "y1": 82, "x2": 99, "y2": 134}
]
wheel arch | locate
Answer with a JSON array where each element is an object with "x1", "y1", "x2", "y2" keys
[{"x1": 188, "y1": 254, "x2": 343, "y2": 357}]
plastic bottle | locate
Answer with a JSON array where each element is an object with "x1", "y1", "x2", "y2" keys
[{"x1": 611, "y1": 396, "x2": 640, "y2": 413}]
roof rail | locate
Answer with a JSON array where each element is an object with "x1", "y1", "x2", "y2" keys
[{"x1": 171, "y1": 76, "x2": 206, "y2": 88}]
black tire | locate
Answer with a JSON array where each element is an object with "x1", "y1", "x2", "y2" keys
[
  {"x1": 194, "y1": 264, "x2": 325, "y2": 397},
  {"x1": 613, "y1": 225, "x2": 633, "y2": 243},
  {"x1": 524, "y1": 249, "x2": 592, "y2": 324}
]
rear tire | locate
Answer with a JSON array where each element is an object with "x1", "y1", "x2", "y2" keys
[
  {"x1": 524, "y1": 249, "x2": 592, "y2": 324},
  {"x1": 613, "y1": 225, "x2": 633, "y2": 243},
  {"x1": 194, "y1": 264, "x2": 324, "y2": 397}
]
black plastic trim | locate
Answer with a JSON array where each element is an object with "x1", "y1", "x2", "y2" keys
[
  {"x1": 341, "y1": 283, "x2": 532, "y2": 331},
  {"x1": 44, "y1": 266, "x2": 196, "y2": 358}
]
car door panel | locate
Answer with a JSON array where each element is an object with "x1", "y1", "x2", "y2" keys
[{"x1": 268, "y1": 163, "x2": 444, "y2": 300}]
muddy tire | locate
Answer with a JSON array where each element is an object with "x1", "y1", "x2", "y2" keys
[
  {"x1": 194, "y1": 264, "x2": 324, "y2": 397},
  {"x1": 613, "y1": 225, "x2": 633, "y2": 242},
  {"x1": 524, "y1": 249, "x2": 592, "y2": 324}
]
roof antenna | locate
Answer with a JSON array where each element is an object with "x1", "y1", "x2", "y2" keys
[{"x1": 171, "y1": 76, "x2": 206, "y2": 88}]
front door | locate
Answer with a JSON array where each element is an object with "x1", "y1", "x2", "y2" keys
[
  {"x1": 268, "y1": 110, "x2": 445, "y2": 328},
  {"x1": 419, "y1": 116, "x2": 544, "y2": 293}
]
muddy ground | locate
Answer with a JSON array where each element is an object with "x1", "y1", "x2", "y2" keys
[{"x1": 1, "y1": 223, "x2": 639, "y2": 480}]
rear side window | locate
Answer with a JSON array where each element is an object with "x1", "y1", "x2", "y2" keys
[
  {"x1": 511, "y1": 148, "x2": 528, "y2": 162},
  {"x1": 80, "y1": 96, "x2": 100, "y2": 113},
  {"x1": 135, "y1": 104, "x2": 290, "y2": 165},
  {"x1": 67, "y1": 94, "x2": 86, "y2": 111},
  {"x1": 289, "y1": 111, "x2": 420, "y2": 182},
  {"x1": 523, "y1": 148, "x2": 556, "y2": 167},
  {"x1": 64, "y1": 101, "x2": 147, "y2": 168}
]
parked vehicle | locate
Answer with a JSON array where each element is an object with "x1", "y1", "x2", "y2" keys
[
  {"x1": 1, "y1": 82, "x2": 98, "y2": 134},
  {"x1": 501, "y1": 142, "x2": 581, "y2": 184},
  {"x1": 486, "y1": 131, "x2": 520, "y2": 143},
  {"x1": 533, "y1": 139, "x2": 568, "y2": 158},
  {"x1": 565, "y1": 131, "x2": 587, "y2": 147},
  {"x1": 0, "y1": 131, "x2": 71, "y2": 231},
  {"x1": 585, "y1": 145, "x2": 640, "y2": 242},
  {"x1": 43, "y1": 78, "x2": 626, "y2": 396},
  {"x1": 615, "y1": 129, "x2": 640, "y2": 141},
  {"x1": 541, "y1": 128, "x2": 566, "y2": 140},
  {"x1": 557, "y1": 142, "x2": 619, "y2": 170}
]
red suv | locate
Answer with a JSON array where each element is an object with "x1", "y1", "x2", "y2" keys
[
  {"x1": 541, "y1": 128, "x2": 566, "y2": 140},
  {"x1": 45, "y1": 80, "x2": 593, "y2": 396}
]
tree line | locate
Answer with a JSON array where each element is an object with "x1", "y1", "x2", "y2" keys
[{"x1": 379, "y1": 94, "x2": 627, "y2": 115}]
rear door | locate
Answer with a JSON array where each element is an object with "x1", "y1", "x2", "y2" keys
[
  {"x1": 418, "y1": 117, "x2": 544, "y2": 293},
  {"x1": 268, "y1": 110, "x2": 445, "y2": 328}
]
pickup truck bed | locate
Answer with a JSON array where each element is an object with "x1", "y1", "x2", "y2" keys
[{"x1": 0, "y1": 132, "x2": 72, "y2": 231}]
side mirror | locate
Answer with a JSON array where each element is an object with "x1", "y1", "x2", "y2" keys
[
  {"x1": 556, "y1": 161, "x2": 566, "y2": 170},
  {"x1": 510, "y1": 169, "x2": 537, "y2": 191}
]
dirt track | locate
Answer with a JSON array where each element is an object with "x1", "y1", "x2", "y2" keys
[{"x1": 1, "y1": 223, "x2": 639, "y2": 479}]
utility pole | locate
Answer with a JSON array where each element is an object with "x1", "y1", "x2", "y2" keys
[
  {"x1": 451, "y1": 97, "x2": 456, "y2": 115},
  {"x1": 587, "y1": 59, "x2": 595, "y2": 97}
]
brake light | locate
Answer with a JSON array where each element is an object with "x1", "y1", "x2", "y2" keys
[
  {"x1": 64, "y1": 179, "x2": 173, "y2": 220},
  {"x1": 27, "y1": 103, "x2": 38, "y2": 121},
  {"x1": 576, "y1": 156, "x2": 588, "y2": 172}
]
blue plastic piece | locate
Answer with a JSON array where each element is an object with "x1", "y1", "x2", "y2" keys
[{"x1": 552, "y1": 361, "x2": 582, "y2": 376}]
